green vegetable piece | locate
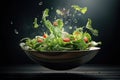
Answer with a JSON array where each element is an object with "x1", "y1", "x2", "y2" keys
[
  {"x1": 53, "y1": 27, "x2": 62, "y2": 38},
  {"x1": 89, "y1": 41, "x2": 102, "y2": 47},
  {"x1": 83, "y1": 32, "x2": 92, "y2": 42},
  {"x1": 71, "y1": 5, "x2": 87, "y2": 14},
  {"x1": 56, "y1": 9, "x2": 64, "y2": 15},
  {"x1": 42, "y1": 9, "x2": 63, "y2": 38},
  {"x1": 20, "y1": 6, "x2": 101, "y2": 52},
  {"x1": 86, "y1": 18, "x2": 98, "y2": 36},
  {"x1": 42, "y1": 9, "x2": 54, "y2": 33},
  {"x1": 55, "y1": 19, "x2": 64, "y2": 29},
  {"x1": 33, "y1": 18, "x2": 39, "y2": 28},
  {"x1": 73, "y1": 27, "x2": 83, "y2": 40},
  {"x1": 42, "y1": 9, "x2": 49, "y2": 19},
  {"x1": 73, "y1": 39, "x2": 88, "y2": 50}
]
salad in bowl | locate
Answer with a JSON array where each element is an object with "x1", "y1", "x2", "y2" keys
[{"x1": 20, "y1": 5, "x2": 101, "y2": 70}]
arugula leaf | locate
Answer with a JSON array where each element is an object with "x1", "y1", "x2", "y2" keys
[
  {"x1": 71, "y1": 5, "x2": 87, "y2": 14},
  {"x1": 86, "y1": 18, "x2": 98, "y2": 36}
]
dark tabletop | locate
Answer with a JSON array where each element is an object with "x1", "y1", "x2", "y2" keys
[{"x1": 0, "y1": 64, "x2": 120, "y2": 80}]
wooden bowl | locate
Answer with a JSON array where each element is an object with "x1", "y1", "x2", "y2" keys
[{"x1": 24, "y1": 47, "x2": 100, "y2": 70}]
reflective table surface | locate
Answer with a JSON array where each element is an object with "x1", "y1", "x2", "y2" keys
[{"x1": 0, "y1": 64, "x2": 120, "y2": 80}]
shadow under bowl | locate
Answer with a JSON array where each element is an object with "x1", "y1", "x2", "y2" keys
[{"x1": 24, "y1": 47, "x2": 100, "y2": 70}]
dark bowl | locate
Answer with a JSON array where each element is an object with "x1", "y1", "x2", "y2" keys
[{"x1": 24, "y1": 47, "x2": 100, "y2": 70}]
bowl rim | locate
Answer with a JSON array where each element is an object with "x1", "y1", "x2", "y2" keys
[{"x1": 23, "y1": 47, "x2": 100, "y2": 59}]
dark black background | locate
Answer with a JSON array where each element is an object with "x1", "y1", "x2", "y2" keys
[{"x1": 0, "y1": 0, "x2": 120, "y2": 66}]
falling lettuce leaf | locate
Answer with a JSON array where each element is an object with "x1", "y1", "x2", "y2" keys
[
  {"x1": 86, "y1": 18, "x2": 98, "y2": 36},
  {"x1": 33, "y1": 18, "x2": 39, "y2": 28},
  {"x1": 56, "y1": 9, "x2": 64, "y2": 15},
  {"x1": 55, "y1": 19, "x2": 64, "y2": 29},
  {"x1": 42, "y1": 9, "x2": 63, "y2": 38},
  {"x1": 43, "y1": 9, "x2": 49, "y2": 18},
  {"x1": 71, "y1": 5, "x2": 87, "y2": 14},
  {"x1": 81, "y1": 7, "x2": 87, "y2": 14},
  {"x1": 42, "y1": 9, "x2": 54, "y2": 33}
]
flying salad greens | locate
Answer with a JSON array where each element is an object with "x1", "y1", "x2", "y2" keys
[{"x1": 20, "y1": 5, "x2": 101, "y2": 52}]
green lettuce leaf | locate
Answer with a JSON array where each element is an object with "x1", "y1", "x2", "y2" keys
[
  {"x1": 55, "y1": 19, "x2": 64, "y2": 29},
  {"x1": 56, "y1": 9, "x2": 64, "y2": 15},
  {"x1": 42, "y1": 9, "x2": 54, "y2": 33},
  {"x1": 42, "y1": 9, "x2": 63, "y2": 38},
  {"x1": 86, "y1": 18, "x2": 98, "y2": 36},
  {"x1": 71, "y1": 5, "x2": 87, "y2": 14},
  {"x1": 33, "y1": 18, "x2": 39, "y2": 28},
  {"x1": 83, "y1": 32, "x2": 92, "y2": 42}
]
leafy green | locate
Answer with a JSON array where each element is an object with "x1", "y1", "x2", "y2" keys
[
  {"x1": 42, "y1": 9, "x2": 64, "y2": 38},
  {"x1": 73, "y1": 27, "x2": 83, "y2": 40},
  {"x1": 56, "y1": 9, "x2": 64, "y2": 15},
  {"x1": 73, "y1": 39, "x2": 88, "y2": 50},
  {"x1": 71, "y1": 5, "x2": 87, "y2": 14},
  {"x1": 42, "y1": 9, "x2": 49, "y2": 19},
  {"x1": 42, "y1": 9, "x2": 54, "y2": 33},
  {"x1": 83, "y1": 32, "x2": 91, "y2": 42},
  {"x1": 20, "y1": 6, "x2": 101, "y2": 52},
  {"x1": 86, "y1": 18, "x2": 98, "y2": 36},
  {"x1": 55, "y1": 19, "x2": 64, "y2": 29},
  {"x1": 33, "y1": 18, "x2": 39, "y2": 28}
]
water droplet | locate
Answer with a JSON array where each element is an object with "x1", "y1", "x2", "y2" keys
[
  {"x1": 51, "y1": 7, "x2": 53, "y2": 10},
  {"x1": 42, "y1": 25, "x2": 44, "y2": 27},
  {"x1": 66, "y1": 9, "x2": 70, "y2": 16},
  {"x1": 54, "y1": 16, "x2": 57, "y2": 20},
  {"x1": 68, "y1": 19, "x2": 71, "y2": 21},
  {"x1": 37, "y1": 15, "x2": 39, "y2": 17},
  {"x1": 14, "y1": 29, "x2": 19, "y2": 34},
  {"x1": 69, "y1": 14, "x2": 72, "y2": 16},
  {"x1": 63, "y1": 8, "x2": 66, "y2": 11},
  {"x1": 40, "y1": 20, "x2": 42, "y2": 23},
  {"x1": 75, "y1": 10, "x2": 77, "y2": 13},
  {"x1": 66, "y1": 9, "x2": 70, "y2": 14},
  {"x1": 65, "y1": 21, "x2": 69, "y2": 25},
  {"x1": 73, "y1": 19, "x2": 78, "y2": 23},
  {"x1": 73, "y1": 14, "x2": 75, "y2": 17},
  {"x1": 69, "y1": 26, "x2": 72, "y2": 29},
  {"x1": 38, "y1": 2, "x2": 43, "y2": 6},
  {"x1": 77, "y1": 13, "x2": 81, "y2": 16},
  {"x1": 10, "y1": 21, "x2": 13, "y2": 25},
  {"x1": 74, "y1": 26, "x2": 77, "y2": 29},
  {"x1": 66, "y1": 14, "x2": 70, "y2": 17}
]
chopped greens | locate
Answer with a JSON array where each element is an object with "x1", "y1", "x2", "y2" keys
[
  {"x1": 56, "y1": 9, "x2": 64, "y2": 15},
  {"x1": 20, "y1": 5, "x2": 101, "y2": 52},
  {"x1": 86, "y1": 18, "x2": 98, "y2": 36},
  {"x1": 71, "y1": 5, "x2": 87, "y2": 14}
]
